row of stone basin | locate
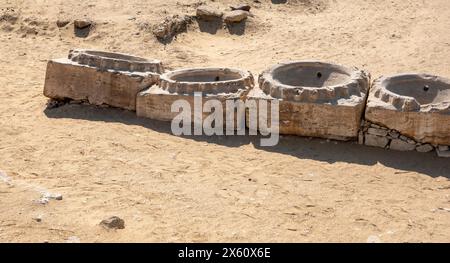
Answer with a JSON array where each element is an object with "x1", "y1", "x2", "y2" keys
[{"x1": 43, "y1": 49, "x2": 450, "y2": 157}]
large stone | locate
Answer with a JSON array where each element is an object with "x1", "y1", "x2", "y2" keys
[
  {"x1": 416, "y1": 144, "x2": 434, "y2": 153},
  {"x1": 223, "y1": 10, "x2": 249, "y2": 23},
  {"x1": 136, "y1": 67, "x2": 254, "y2": 126},
  {"x1": 246, "y1": 61, "x2": 370, "y2": 140},
  {"x1": 365, "y1": 73, "x2": 450, "y2": 146},
  {"x1": 364, "y1": 134, "x2": 389, "y2": 148},
  {"x1": 43, "y1": 49, "x2": 163, "y2": 110},
  {"x1": 367, "y1": 127, "x2": 388, "y2": 137},
  {"x1": 389, "y1": 139, "x2": 416, "y2": 151},
  {"x1": 196, "y1": 6, "x2": 223, "y2": 21}
]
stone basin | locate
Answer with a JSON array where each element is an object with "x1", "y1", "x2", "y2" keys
[
  {"x1": 44, "y1": 49, "x2": 163, "y2": 110},
  {"x1": 365, "y1": 73, "x2": 450, "y2": 146},
  {"x1": 136, "y1": 67, "x2": 254, "y2": 122},
  {"x1": 247, "y1": 61, "x2": 369, "y2": 140}
]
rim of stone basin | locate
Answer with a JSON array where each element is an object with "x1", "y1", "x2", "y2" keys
[
  {"x1": 68, "y1": 49, "x2": 164, "y2": 73},
  {"x1": 159, "y1": 67, "x2": 254, "y2": 94},
  {"x1": 259, "y1": 60, "x2": 369, "y2": 103},
  {"x1": 371, "y1": 73, "x2": 450, "y2": 112}
]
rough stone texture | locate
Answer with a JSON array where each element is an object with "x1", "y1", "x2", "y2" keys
[
  {"x1": 365, "y1": 73, "x2": 450, "y2": 146},
  {"x1": 223, "y1": 10, "x2": 249, "y2": 23},
  {"x1": 436, "y1": 148, "x2": 450, "y2": 158},
  {"x1": 389, "y1": 138, "x2": 416, "y2": 151},
  {"x1": 100, "y1": 216, "x2": 125, "y2": 230},
  {"x1": 416, "y1": 144, "x2": 434, "y2": 153},
  {"x1": 43, "y1": 49, "x2": 163, "y2": 110},
  {"x1": 367, "y1": 127, "x2": 388, "y2": 137},
  {"x1": 247, "y1": 61, "x2": 369, "y2": 140},
  {"x1": 74, "y1": 19, "x2": 92, "y2": 29},
  {"x1": 136, "y1": 67, "x2": 254, "y2": 124},
  {"x1": 230, "y1": 4, "x2": 251, "y2": 12},
  {"x1": 152, "y1": 15, "x2": 192, "y2": 41},
  {"x1": 364, "y1": 134, "x2": 389, "y2": 148},
  {"x1": 196, "y1": 6, "x2": 223, "y2": 21}
]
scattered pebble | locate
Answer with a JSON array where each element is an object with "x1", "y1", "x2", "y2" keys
[
  {"x1": 230, "y1": 4, "x2": 251, "y2": 12},
  {"x1": 74, "y1": 19, "x2": 92, "y2": 29},
  {"x1": 100, "y1": 216, "x2": 125, "y2": 230},
  {"x1": 56, "y1": 19, "x2": 70, "y2": 28}
]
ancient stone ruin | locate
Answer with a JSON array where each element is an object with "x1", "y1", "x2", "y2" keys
[
  {"x1": 42, "y1": 49, "x2": 450, "y2": 157},
  {"x1": 136, "y1": 67, "x2": 254, "y2": 124},
  {"x1": 43, "y1": 49, "x2": 163, "y2": 110},
  {"x1": 247, "y1": 61, "x2": 369, "y2": 140},
  {"x1": 363, "y1": 73, "x2": 450, "y2": 157}
]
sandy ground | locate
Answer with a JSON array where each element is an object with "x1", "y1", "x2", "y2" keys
[{"x1": 1, "y1": 0, "x2": 450, "y2": 243}]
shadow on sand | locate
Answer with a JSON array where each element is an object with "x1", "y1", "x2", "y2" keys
[{"x1": 44, "y1": 104, "x2": 450, "y2": 179}]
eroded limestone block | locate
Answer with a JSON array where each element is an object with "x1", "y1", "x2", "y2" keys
[
  {"x1": 365, "y1": 73, "x2": 450, "y2": 146},
  {"x1": 136, "y1": 67, "x2": 254, "y2": 124},
  {"x1": 247, "y1": 61, "x2": 370, "y2": 140},
  {"x1": 43, "y1": 49, "x2": 163, "y2": 110}
]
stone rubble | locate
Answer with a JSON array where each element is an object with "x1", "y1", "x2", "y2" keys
[{"x1": 360, "y1": 120, "x2": 450, "y2": 157}]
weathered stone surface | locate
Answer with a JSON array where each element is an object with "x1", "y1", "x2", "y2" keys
[
  {"x1": 390, "y1": 139, "x2": 416, "y2": 151},
  {"x1": 100, "y1": 216, "x2": 125, "y2": 229},
  {"x1": 364, "y1": 134, "x2": 389, "y2": 148},
  {"x1": 136, "y1": 67, "x2": 254, "y2": 124},
  {"x1": 438, "y1": 145, "x2": 449, "y2": 151},
  {"x1": 230, "y1": 4, "x2": 251, "y2": 12},
  {"x1": 223, "y1": 10, "x2": 249, "y2": 23},
  {"x1": 367, "y1": 127, "x2": 388, "y2": 137},
  {"x1": 388, "y1": 130, "x2": 400, "y2": 138},
  {"x1": 358, "y1": 131, "x2": 364, "y2": 145},
  {"x1": 436, "y1": 148, "x2": 450, "y2": 158},
  {"x1": 416, "y1": 144, "x2": 434, "y2": 153},
  {"x1": 43, "y1": 49, "x2": 163, "y2": 110},
  {"x1": 152, "y1": 15, "x2": 192, "y2": 40},
  {"x1": 365, "y1": 73, "x2": 450, "y2": 146},
  {"x1": 247, "y1": 61, "x2": 369, "y2": 140},
  {"x1": 56, "y1": 19, "x2": 70, "y2": 28},
  {"x1": 196, "y1": 6, "x2": 223, "y2": 21},
  {"x1": 74, "y1": 19, "x2": 92, "y2": 29}
]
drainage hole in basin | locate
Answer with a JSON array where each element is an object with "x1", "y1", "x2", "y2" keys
[
  {"x1": 423, "y1": 85, "x2": 430, "y2": 92},
  {"x1": 215, "y1": 76, "x2": 220, "y2": 81},
  {"x1": 316, "y1": 72, "x2": 322, "y2": 78}
]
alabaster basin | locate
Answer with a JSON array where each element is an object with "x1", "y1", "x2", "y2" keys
[
  {"x1": 365, "y1": 73, "x2": 450, "y2": 146},
  {"x1": 246, "y1": 60, "x2": 369, "y2": 140},
  {"x1": 43, "y1": 49, "x2": 163, "y2": 110},
  {"x1": 136, "y1": 67, "x2": 254, "y2": 122}
]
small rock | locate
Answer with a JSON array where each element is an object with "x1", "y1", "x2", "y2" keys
[
  {"x1": 223, "y1": 10, "x2": 249, "y2": 23},
  {"x1": 44, "y1": 193, "x2": 63, "y2": 200},
  {"x1": 399, "y1": 135, "x2": 409, "y2": 141},
  {"x1": 196, "y1": 6, "x2": 223, "y2": 21},
  {"x1": 388, "y1": 131, "x2": 399, "y2": 138},
  {"x1": 74, "y1": 19, "x2": 92, "y2": 29},
  {"x1": 364, "y1": 134, "x2": 389, "y2": 148},
  {"x1": 230, "y1": 4, "x2": 251, "y2": 12},
  {"x1": 56, "y1": 19, "x2": 70, "y2": 28},
  {"x1": 100, "y1": 216, "x2": 125, "y2": 230},
  {"x1": 438, "y1": 145, "x2": 449, "y2": 151},
  {"x1": 416, "y1": 144, "x2": 434, "y2": 153},
  {"x1": 390, "y1": 139, "x2": 416, "y2": 151},
  {"x1": 33, "y1": 215, "x2": 42, "y2": 222},
  {"x1": 436, "y1": 148, "x2": 450, "y2": 158},
  {"x1": 367, "y1": 128, "x2": 388, "y2": 137}
]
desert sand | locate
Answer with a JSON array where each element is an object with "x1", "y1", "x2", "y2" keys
[{"x1": 1, "y1": 0, "x2": 450, "y2": 242}]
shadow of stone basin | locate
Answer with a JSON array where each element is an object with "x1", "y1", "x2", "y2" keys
[
  {"x1": 366, "y1": 73, "x2": 450, "y2": 146},
  {"x1": 247, "y1": 60, "x2": 369, "y2": 140}
]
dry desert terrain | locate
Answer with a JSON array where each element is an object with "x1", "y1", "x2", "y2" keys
[{"x1": 1, "y1": 0, "x2": 450, "y2": 242}]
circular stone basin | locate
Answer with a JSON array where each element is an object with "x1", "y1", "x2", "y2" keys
[
  {"x1": 159, "y1": 68, "x2": 254, "y2": 94},
  {"x1": 68, "y1": 49, "x2": 163, "y2": 73},
  {"x1": 259, "y1": 61, "x2": 369, "y2": 103},
  {"x1": 378, "y1": 74, "x2": 450, "y2": 109}
]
